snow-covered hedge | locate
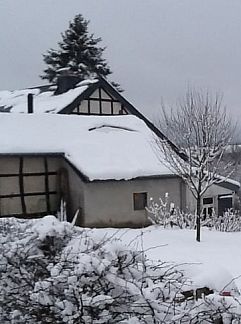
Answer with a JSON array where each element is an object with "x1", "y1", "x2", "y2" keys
[
  {"x1": 147, "y1": 194, "x2": 196, "y2": 229},
  {"x1": 0, "y1": 216, "x2": 240, "y2": 323},
  {"x1": 147, "y1": 194, "x2": 241, "y2": 232},
  {"x1": 212, "y1": 211, "x2": 241, "y2": 232}
]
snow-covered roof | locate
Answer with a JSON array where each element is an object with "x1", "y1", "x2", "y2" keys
[
  {"x1": 0, "y1": 79, "x2": 97, "y2": 114},
  {"x1": 0, "y1": 113, "x2": 174, "y2": 181}
]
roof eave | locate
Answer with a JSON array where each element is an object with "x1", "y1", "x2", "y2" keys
[
  {"x1": 216, "y1": 180, "x2": 240, "y2": 192},
  {"x1": 87, "y1": 173, "x2": 178, "y2": 183},
  {"x1": 0, "y1": 152, "x2": 65, "y2": 157}
]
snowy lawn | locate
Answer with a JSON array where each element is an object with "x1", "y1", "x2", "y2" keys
[{"x1": 91, "y1": 226, "x2": 241, "y2": 290}]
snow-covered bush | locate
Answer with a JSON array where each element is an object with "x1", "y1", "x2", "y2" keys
[
  {"x1": 211, "y1": 210, "x2": 241, "y2": 232},
  {"x1": 147, "y1": 194, "x2": 241, "y2": 232},
  {"x1": 146, "y1": 193, "x2": 196, "y2": 229},
  {"x1": 0, "y1": 216, "x2": 240, "y2": 323}
]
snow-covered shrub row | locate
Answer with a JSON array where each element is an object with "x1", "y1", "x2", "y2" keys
[
  {"x1": 147, "y1": 194, "x2": 241, "y2": 232},
  {"x1": 0, "y1": 216, "x2": 240, "y2": 323},
  {"x1": 147, "y1": 193, "x2": 196, "y2": 229},
  {"x1": 210, "y1": 211, "x2": 241, "y2": 232}
]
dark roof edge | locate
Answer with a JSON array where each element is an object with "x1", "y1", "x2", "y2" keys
[{"x1": 0, "y1": 152, "x2": 65, "y2": 157}]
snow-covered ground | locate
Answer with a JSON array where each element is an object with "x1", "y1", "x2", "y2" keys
[
  {"x1": 3, "y1": 216, "x2": 240, "y2": 322},
  {"x1": 92, "y1": 226, "x2": 241, "y2": 291}
]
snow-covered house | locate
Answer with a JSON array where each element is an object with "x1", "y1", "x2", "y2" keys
[
  {"x1": 0, "y1": 113, "x2": 239, "y2": 226},
  {"x1": 0, "y1": 77, "x2": 239, "y2": 225}
]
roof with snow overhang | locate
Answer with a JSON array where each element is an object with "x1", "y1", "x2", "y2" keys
[{"x1": 0, "y1": 113, "x2": 175, "y2": 181}]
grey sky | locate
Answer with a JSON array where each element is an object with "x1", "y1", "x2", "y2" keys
[{"x1": 0, "y1": 0, "x2": 241, "y2": 123}]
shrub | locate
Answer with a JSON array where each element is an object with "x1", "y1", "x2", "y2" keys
[
  {"x1": 147, "y1": 194, "x2": 241, "y2": 232},
  {"x1": 146, "y1": 193, "x2": 196, "y2": 229}
]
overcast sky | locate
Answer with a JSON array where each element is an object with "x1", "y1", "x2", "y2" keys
[{"x1": 0, "y1": 0, "x2": 241, "y2": 125}]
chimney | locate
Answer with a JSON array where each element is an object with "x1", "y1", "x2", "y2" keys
[
  {"x1": 27, "y1": 93, "x2": 33, "y2": 113},
  {"x1": 54, "y1": 68, "x2": 81, "y2": 95}
]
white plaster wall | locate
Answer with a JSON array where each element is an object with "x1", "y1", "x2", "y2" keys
[
  {"x1": 63, "y1": 162, "x2": 86, "y2": 225},
  {"x1": 82, "y1": 176, "x2": 183, "y2": 227}
]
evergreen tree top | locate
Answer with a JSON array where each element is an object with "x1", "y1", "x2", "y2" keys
[{"x1": 41, "y1": 14, "x2": 121, "y2": 91}]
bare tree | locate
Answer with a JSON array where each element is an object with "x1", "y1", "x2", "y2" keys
[{"x1": 156, "y1": 89, "x2": 235, "y2": 242}]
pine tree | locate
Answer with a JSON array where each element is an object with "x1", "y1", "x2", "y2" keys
[{"x1": 41, "y1": 14, "x2": 120, "y2": 89}]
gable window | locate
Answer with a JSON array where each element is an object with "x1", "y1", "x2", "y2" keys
[{"x1": 133, "y1": 192, "x2": 147, "y2": 210}]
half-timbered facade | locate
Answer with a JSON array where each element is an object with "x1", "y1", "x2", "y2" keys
[
  {"x1": 0, "y1": 155, "x2": 62, "y2": 218},
  {"x1": 70, "y1": 87, "x2": 128, "y2": 115}
]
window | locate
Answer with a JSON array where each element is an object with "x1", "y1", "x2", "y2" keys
[
  {"x1": 133, "y1": 192, "x2": 147, "y2": 210},
  {"x1": 202, "y1": 197, "x2": 214, "y2": 219},
  {"x1": 203, "y1": 197, "x2": 213, "y2": 205}
]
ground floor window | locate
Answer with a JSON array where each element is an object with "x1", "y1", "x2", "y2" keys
[
  {"x1": 133, "y1": 192, "x2": 147, "y2": 210},
  {"x1": 202, "y1": 197, "x2": 214, "y2": 218}
]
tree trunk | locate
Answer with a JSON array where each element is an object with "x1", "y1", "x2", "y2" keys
[{"x1": 196, "y1": 195, "x2": 201, "y2": 242}]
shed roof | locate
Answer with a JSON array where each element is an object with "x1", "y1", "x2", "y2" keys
[{"x1": 0, "y1": 113, "x2": 174, "y2": 181}]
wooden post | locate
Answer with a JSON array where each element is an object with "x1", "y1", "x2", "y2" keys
[{"x1": 27, "y1": 93, "x2": 33, "y2": 113}]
